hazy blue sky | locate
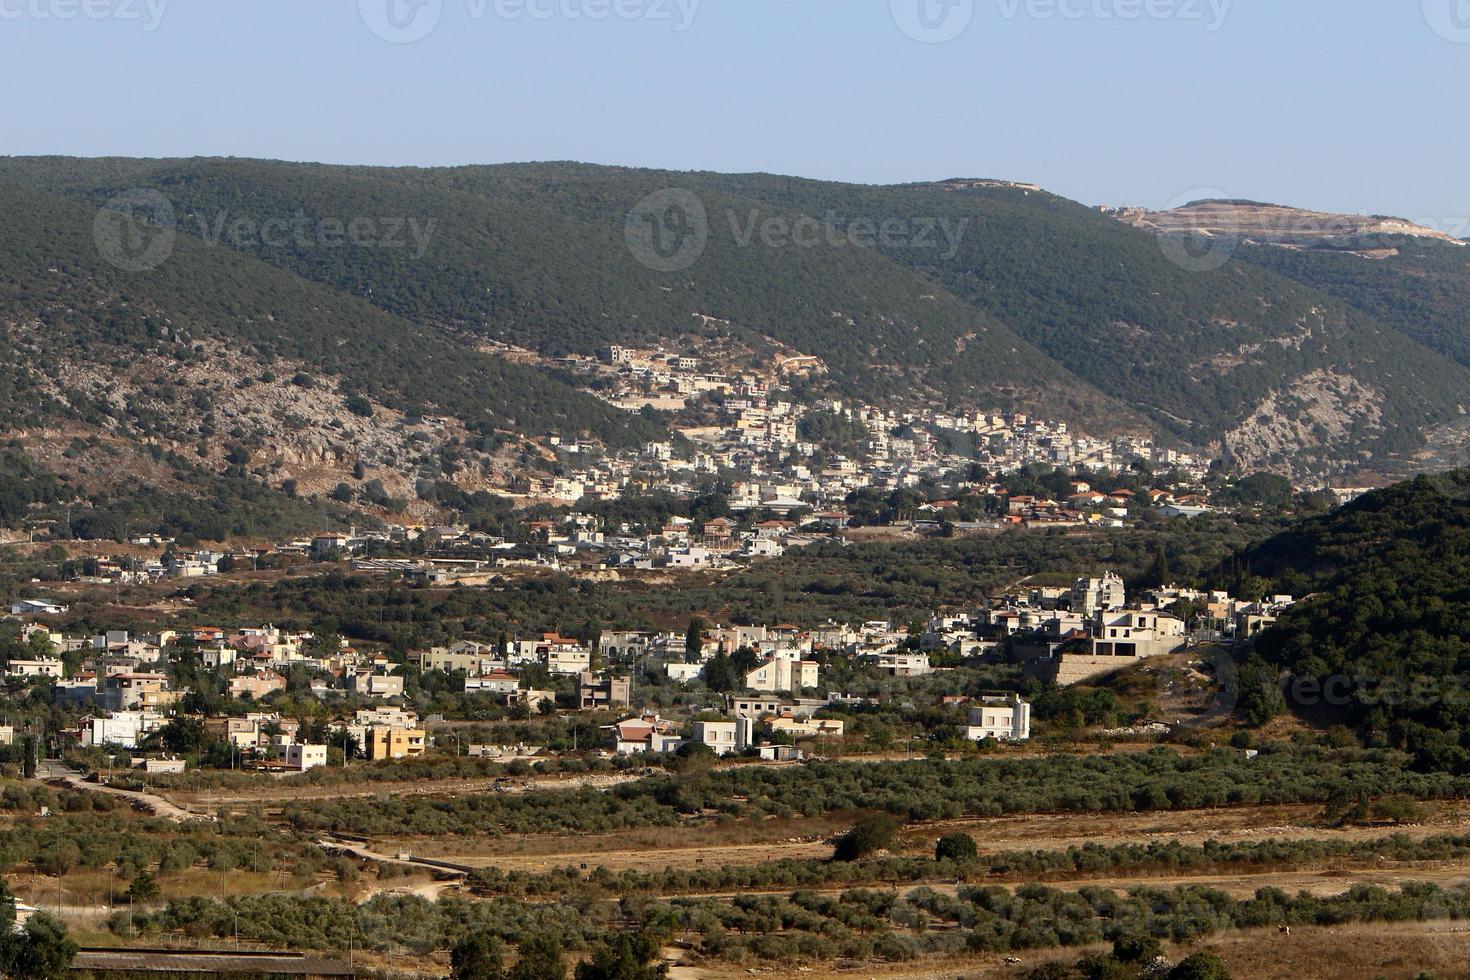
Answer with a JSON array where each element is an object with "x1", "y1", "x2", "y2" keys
[{"x1": 3, "y1": 0, "x2": 1467, "y2": 220}]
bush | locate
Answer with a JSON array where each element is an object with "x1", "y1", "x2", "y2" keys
[
  {"x1": 1169, "y1": 951, "x2": 1231, "y2": 980},
  {"x1": 1112, "y1": 934, "x2": 1162, "y2": 963},
  {"x1": 833, "y1": 814, "x2": 899, "y2": 862},
  {"x1": 127, "y1": 872, "x2": 160, "y2": 904},
  {"x1": 935, "y1": 834, "x2": 978, "y2": 863}
]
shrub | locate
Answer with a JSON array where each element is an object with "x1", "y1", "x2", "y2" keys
[
  {"x1": 1169, "y1": 951, "x2": 1231, "y2": 980},
  {"x1": 833, "y1": 814, "x2": 899, "y2": 863},
  {"x1": 935, "y1": 834, "x2": 978, "y2": 863}
]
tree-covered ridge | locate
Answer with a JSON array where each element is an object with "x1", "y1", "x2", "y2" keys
[
  {"x1": 1246, "y1": 469, "x2": 1470, "y2": 770},
  {"x1": 0, "y1": 181, "x2": 661, "y2": 447},
  {"x1": 691, "y1": 174, "x2": 1470, "y2": 471},
  {"x1": 1240, "y1": 238, "x2": 1470, "y2": 371},
  {"x1": 6, "y1": 157, "x2": 1470, "y2": 473},
  {"x1": 0, "y1": 156, "x2": 1125, "y2": 425}
]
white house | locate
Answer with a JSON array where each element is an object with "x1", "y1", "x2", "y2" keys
[
  {"x1": 1091, "y1": 610, "x2": 1186, "y2": 658},
  {"x1": 609, "y1": 715, "x2": 683, "y2": 755},
  {"x1": 81, "y1": 711, "x2": 165, "y2": 749},
  {"x1": 546, "y1": 646, "x2": 591, "y2": 675},
  {"x1": 867, "y1": 651, "x2": 932, "y2": 677},
  {"x1": 743, "y1": 655, "x2": 819, "y2": 694},
  {"x1": 6, "y1": 659, "x2": 64, "y2": 678},
  {"x1": 275, "y1": 741, "x2": 328, "y2": 772},
  {"x1": 464, "y1": 671, "x2": 521, "y2": 694},
  {"x1": 961, "y1": 695, "x2": 1031, "y2": 741},
  {"x1": 693, "y1": 717, "x2": 754, "y2": 756},
  {"x1": 1072, "y1": 573, "x2": 1125, "y2": 615},
  {"x1": 665, "y1": 662, "x2": 705, "y2": 684}
]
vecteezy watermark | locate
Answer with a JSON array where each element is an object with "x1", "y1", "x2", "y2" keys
[
  {"x1": 194, "y1": 212, "x2": 437, "y2": 260},
  {"x1": 359, "y1": 0, "x2": 700, "y2": 43},
  {"x1": 996, "y1": 0, "x2": 1231, "y2": 31},
  {"x1": 623, "y1": 188, "x2": 971, "y2": 273},
  {"x1": 1423, "y1": 0, "x2": 1470, "y2": 43},
  {"x1": 728, "y1": 210, "x2": 970, "y2": 259},
  {"x1": 625, "y1": 189, "x2": 709, "y2": 273},
  {"x1": 0, "y1": 0, "x2": 169, "y2": 30},
  {"x1": 93, "y1": 189, "x2": 438, "y2": 272},
  {"x1": 94, "y1": 189, "x2": 176, "y2": 273},
  {"x1": 358, "y1": 0, "x2": 441, "y2": 43},
  {"x1": 1190, "y1": 661, "x2": 1470, "y2": 728},
  {"x1": 891, "y1": 0, "x2": 975, "y2": 43}
]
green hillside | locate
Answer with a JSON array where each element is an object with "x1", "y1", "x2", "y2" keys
[
  {"x1": 1244, "y1": 470, "x2": 1470, "y2": 771},
  {"x1": 0, "y1": 180, "x2": 660, "y2": 446},
  {"x1": 1240, "y1": 239, "x2": 1470, "y2": 370},
  {"x1": 4, "y1": 156, "x2": 1470, "y2": 476},
  {"x1": 688, "y1": 174, "x2": 1470, "y2": 471},
  {"x1": 0, "y1": 157, "x2": 1124, "y2": 425}
]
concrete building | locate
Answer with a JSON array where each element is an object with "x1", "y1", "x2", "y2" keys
[
  {"x1": 5, "y1": 659, "x2": 63, "y2": 678},
  {"x1": 101, "y1": 673, "x2": 170, "y2": 711},
  {"x1": 1091, "y1": 610, "x2": 1186, "y2": 658},
  {"x1": 743, "y1": 655, "x2": 819, "y2": 694},
  {"x1": 276, "y1": 741, "x2": 328, "y2": 772},
  {"x1": 961, "y1": 695, "x2": 1031, "y2": 741},
  {"x1": 348, "y1": 672, "x2": 404, "y2": 698},
  {"x1": 1071, "y1": 572, "x2": 1125, "y2": 615},
  {"x1": 578, "y1": 673, "x2": 631, "y2": 710},
  {"x1": 81, "y1": 711, "x2": 164, "y2": 749},
  {"x1": 465, "y1": 671, "x2": 521, "y2": 694},
  {"x1": 693, "y1": 717, "x2": 754, "y2": 756}
]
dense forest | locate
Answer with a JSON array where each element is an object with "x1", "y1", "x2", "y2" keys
[
  {"x1": 1240, "y1": 238, "x2": 1470, "y2": 371},
  {"x1": 1241, "y1": 469, "x2": 1470, "y2": 770}
]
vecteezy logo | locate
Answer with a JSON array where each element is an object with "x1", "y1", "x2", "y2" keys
[
  {"x1": 359, "y1": 0, "x2": 442, "y2": 43},
  {"x1": 624, "y1": 189, "x2": 709, "y2": 273},
  {"x1": 1156, "y1": 187, "x2": 1238, "y2": 273},
  {"x1": 93, "y1": 189, "x2": 176, "y2": 273},
  {"x1": 891, "y1": 0, "x2": 974, "y2": 43},
  {"x1": 1424, "y1": 0, "x2": 1470, "y2": 42}
]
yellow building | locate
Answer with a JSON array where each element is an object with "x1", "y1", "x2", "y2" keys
[{"x1": 366, "y1": 726, "x2": 426, "y2": 761}]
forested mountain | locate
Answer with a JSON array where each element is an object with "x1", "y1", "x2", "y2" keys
[
  {"x1": 0, "y1": 181, "x2": 662, "y2": 536},
  {"x1": 1243, "y1": 470, "x2": 1470, "y2": 771},
  {"x1": 3, "y1": 156, "x2": 1470, "y2": 485},
  {"x1": 0, "y1": 157, "x2": 1126, "y2": 426},
  {"x1": 0, "y1": 181, "x2": 657, "y2": 443},
  {"x1": 686, "y1": 175, "x2": 1470, "y2": 476},
  {"x1": 1239, "y1": 239, "x2": 1470, "y2": 371}
]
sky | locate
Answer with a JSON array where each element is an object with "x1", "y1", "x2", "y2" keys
[{"x1": 2, "y1": 0, "x2": 1468, "y2": 222}]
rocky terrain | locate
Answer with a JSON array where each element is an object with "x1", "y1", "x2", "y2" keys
[{"x1": 1110, "y1": 199, "x2": 1467, "y2": 253}]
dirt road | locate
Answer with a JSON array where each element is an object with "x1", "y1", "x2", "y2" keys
[{"x1": 40, "y1": 762, "x2": 208, "y2": 823}]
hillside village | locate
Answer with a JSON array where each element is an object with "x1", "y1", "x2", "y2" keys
[{"x1": 511, "y1": 343, "x2": 1219, "y2": 511}]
